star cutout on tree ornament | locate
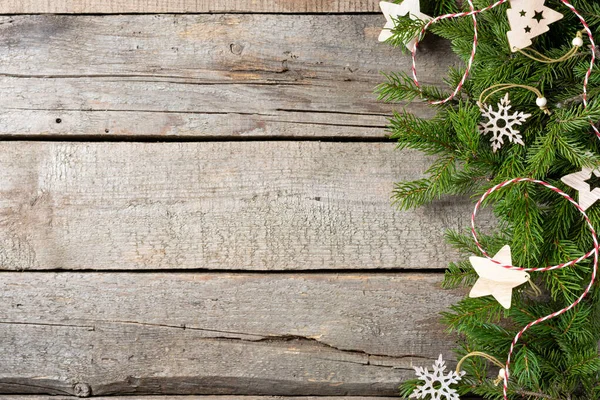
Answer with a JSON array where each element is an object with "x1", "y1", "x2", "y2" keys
[
  {"x1": 410, "y1": 354, "x2": 465, "y2": 400},
  {"x1": 378, "y1": 0, "x2": 432, "y2": 51},
  {"x1": 506, "y1": 0, "x2": 563, "y2": 51},
  {"x1": 478, "y1": 93, "x2": 531, "y2": 152},
  {"x1": 469, "y1": 245, "x2": 530, "y2": 309},
  {"x1": 585, "y1": 174, "x2": 600, "y2": 190},
  {"x1": 533, "y1": 10, "x2": 545, "y2": 23},
  {"x1": 561, "y1": 167, "x2": 600, "y2": 210}
]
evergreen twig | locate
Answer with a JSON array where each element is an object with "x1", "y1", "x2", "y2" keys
[{"x1": 379, "y1": 0, "x2": 600, "y2": 398}]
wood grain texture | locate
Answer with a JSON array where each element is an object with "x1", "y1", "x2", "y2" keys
[
  {"x1": 0, "y1": 141, "x2": 492, "y2": 271},
  {"x1": 0, "y1": 0, "x2": 381, "y2": 14},
  {"x1": 0, "y1": 14, "x2": 455, "y2": 138},
  {"x1": 0, "y1": 397, "x2": 400, "y2": 400},
  {"x1": 0, "y1": 272, "x2": 463, "y2": 396}
]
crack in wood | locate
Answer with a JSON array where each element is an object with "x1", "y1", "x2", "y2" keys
[
  {"x1": 0, "y1": 73, "x2": 309, "y2": 86},
  {"x1": 0, "y1": 320, "x2": 95, "y2": 330},
  {"x1": 275, "y1": 108, "x2": 392, "y2": 118},
  {"x1": 73, "y1": 319, "x2": 430, "y2": 369},
  {"x1": 0, "y1": 316, "x2": 429, "y2": 369}
]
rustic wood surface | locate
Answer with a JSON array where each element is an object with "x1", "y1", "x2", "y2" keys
[
  {"x1": 0, "y1": 272, "x2": 463, "y2": 396},
  {"x1": 0, "y1": 2, "x2": 475, "y2": 399},
  {"x1": 0, "y1": 397, "x2": 400, "y2": 400},
  {"x1": 0, "y1": 15, "x2": 454, "y2": 138},
  {"x1": 0, "y1": 142, "x2": 490, "y2": 271},
  {"x1": 0, "y1": 0, "x2": 381, "y2": 14}
]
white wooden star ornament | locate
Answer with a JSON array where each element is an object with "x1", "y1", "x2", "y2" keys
[
  {"x1": 506, "y1": 0, "x2": 564, "y2": 52},
  {"x1": 378, "y1": 0, "x2": 432, "y2": 51},
  {"x1": 469, "y1": 245, "x2": 530, "y2": 309},
  {"x1": 561, "y1": 167, "x2": 600, "y2": 211}
]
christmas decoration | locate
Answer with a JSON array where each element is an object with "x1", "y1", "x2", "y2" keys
[
  {"x1": 478, "y1": 93, "x2": 531, "y2": 152},
  {"x1": 468, "y1": 245, "x2": 529, "y2": 309},
  {"x1": 410, "y1": 0, "x2": 477, "y2": 105},
  {"x1": 561, "y1": 167, "x2": 600, "y2": 210},
  {"x1": 378, "y1": 0, "x2": 431, "y2": 50},
  {"x1": 506, "y1": 0, "x2": 564, "y2": 52},
  {"x1": 409, "y1": 355, "x2": 465, "y2": 400},
  {"x1": 469, "y1": 178, "x2": 599, "y2": 400},
  {"x1": 378, "y1": 0, "x2": 600, "y2": 399}
]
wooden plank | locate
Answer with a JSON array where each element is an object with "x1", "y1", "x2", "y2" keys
[
  {"x1": 0, "y1": 142, "x2": 492, "y2": 271},
  {"x1": 2, "y1": 397, "x2": 400, "y2": 399},
  {"x1": 0, "y1": 0, "x2": 381, "y2": 14},
  {"x1": 0, "y1": 272, "x2": 463, "y2": 396},
  {"x1": 0, "y1": 15, "x2": 455, "y2": 138}
]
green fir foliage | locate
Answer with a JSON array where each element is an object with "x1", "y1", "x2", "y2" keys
[{"x1": 380, "y1": 0, "x2": 600, "y2": 398}]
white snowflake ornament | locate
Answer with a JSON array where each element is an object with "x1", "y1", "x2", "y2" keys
[
  {"x1": 479, "y1": 93, "x2": 531, "y2": 153},
  {"x1": 410, "y1": 354, "x2": 465, "y2": 400}
]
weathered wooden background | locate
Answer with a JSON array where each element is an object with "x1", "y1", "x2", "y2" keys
[{"x1": 0, "y1": 1, "x2": 489, "y2": 399}]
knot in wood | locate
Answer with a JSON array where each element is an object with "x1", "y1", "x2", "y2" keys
[
  {"x1": 229, "y1": 43, "x2": 244, "y2": 55},
  {"x1": 73, "y1": 382, "x2": 92, "y2": 397}
]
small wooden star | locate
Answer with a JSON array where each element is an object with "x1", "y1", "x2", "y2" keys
[
  {"x1": 519, "y1": 10, "x2": 527, "y2": 17},
  {"x1": 533, "y1": 10, "x2": 545, "y2": 22},
  {"x1": 378, "y1": 0, "x2": 431, "y2": 50},
  {"x1": 469, "y1": 245, "x2": 530, "y2": 309},
  {"x1": 561, "y1": 167, "x2": 600, "y2": 210}
]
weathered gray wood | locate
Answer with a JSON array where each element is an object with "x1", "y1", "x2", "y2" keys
[
  {"x1": 0, "y1": 0, "x2": 380, "y2": 14},
  {"x1": 0, "y1": 272, "x2": 463, "y2": 396},
  {"x1": 0, "y1": 142, "x2": 491, "y2": 271},
  {"x1": 0, "y1": 397, "x2": 400, "y2": 399},
  {"x1": 0, "y1": 15, "x2": 454, "y2": 138}
]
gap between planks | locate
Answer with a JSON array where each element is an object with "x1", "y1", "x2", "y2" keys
[
  {"x1": 0, "y1": 397, "x2": 402, "y2": 399},
  {"x1": 0, "y1": 136, "x2": 392, "y2": 143}
]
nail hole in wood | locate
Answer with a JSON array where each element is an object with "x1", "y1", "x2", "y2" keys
[{"x1": 73, "y1": 382, "x2": 92, "y2": 397}]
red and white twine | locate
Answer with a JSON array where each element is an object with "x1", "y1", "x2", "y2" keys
[
  {"x1": 470, "y1": 178, "x2": 599, "y2": 399},
  {"x1": 410, "y1": 0, "x2": 600, "y2": 138},
  {"x1": 407, "y1": 1, "x2": 600, "y2": 397},
  {"x1": 411, "y1": 0, "x2": 507, "y2": 105}
]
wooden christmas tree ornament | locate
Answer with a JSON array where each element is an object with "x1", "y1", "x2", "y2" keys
[
  {"x1": 378, "y1": 0, "x2": 431, "y2": 50},
  {"x1": 506, "y1": 0, "x2": 564, "y2": 52},
  {"x1": 561, "y1": 167, "x2": 600, "y2": 211}
]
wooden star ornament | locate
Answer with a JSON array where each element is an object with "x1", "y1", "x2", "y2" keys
[
  {"x1": 561, "y1": 167, "x2": 600, "y2": 211},
  {"x1": 378, "y1": 0, "x2": 431, "y2": 50},
  {"x1": 469, "y1": 245, "x2": 530, "y2": 309}
]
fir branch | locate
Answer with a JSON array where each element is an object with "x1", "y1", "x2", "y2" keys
[
  {"x1": 381, "y1": 1, "x2": 600, "y2": 396},
  {"x1": 383, "y1": 14, "x2": 427, "y2": 53},
  {"x1": 443, "y1": 260, "x2": 478, "y2": 289},
  {"x1": 377, "y1": 71, "x2": 452, "y2": 104}
]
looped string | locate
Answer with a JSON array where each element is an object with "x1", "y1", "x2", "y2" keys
[
  {"x1": 455, "y1": 351, "x2": 505, "y2": 386},
  {"x1": 526, "y1": 277, "x2": 543, "y2": 297},
  {"x1": 477, "y1": 84, "x2": 551, "y2": 115},
  {"x1": 516, "y1": 31, "x2": 584, "y2": 63},
  {"x1": 456, "y1": 351, "x2": 505, "y2": 372}
]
